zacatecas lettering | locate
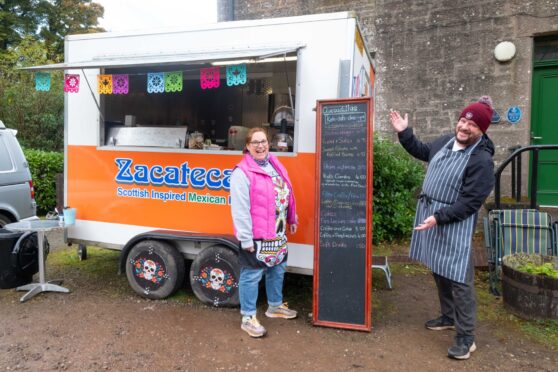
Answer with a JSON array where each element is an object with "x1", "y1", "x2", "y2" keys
[{"x1": 115, "y1": 158, "x2": 232, "y2": 190}]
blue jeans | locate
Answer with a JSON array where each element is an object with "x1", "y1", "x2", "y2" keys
[{"x1": 239, "y1": 261, "x2": 287, "y2": 316}]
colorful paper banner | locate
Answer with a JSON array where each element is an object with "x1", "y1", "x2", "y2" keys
[
  {"x1": 98, "y1": 74, "x2": 113, "y2": 94},
  {"x1": 64, "y1": 74, "x2": 80, "y2": 93},
  {"x1": 35, "y1": 72, "x2": 51, "y2": 91},
  {"x1": 147, "y1": 72, "x2": 165, "y2": 93},
  {"x1": 112, "y1": 74, "x2": 129, "y2": 94},
  {"x1": 200, "y1": 67, "x2": 220, "y2": 89},
  {"x1": 226, "y1": 64, "x2": 247, "y2": 86},
  {"x1": 165, "y1": 71, "x2": 183, "y2": 92}
]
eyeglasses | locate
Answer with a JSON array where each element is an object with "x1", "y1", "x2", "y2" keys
[{"x1": 249, "y1": 140, "x2": 268, "y2": 146}]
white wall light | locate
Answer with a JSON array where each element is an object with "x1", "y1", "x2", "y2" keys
[{"x1": 494, "y1": 41, "x2": 516, "y2": 62}]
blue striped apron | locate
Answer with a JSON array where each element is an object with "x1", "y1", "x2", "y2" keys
[{"x1": 409, "y1": 137, "x2": 481, "y2": 283}]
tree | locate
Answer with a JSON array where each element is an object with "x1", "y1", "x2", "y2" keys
[
  {"x1": 39, "y1": 0, "x2": 104, "y2": 61},
  {"x1": 0, "y1": 0, "x2": 104, "y2": 151},
  {"x1": 0, "y1": 0, "x2": 104, "y2": 61},
  {"x1": 0, "y1": 36, "x2": 64, "y2": 151},
  {"x1": 0, "y1": 0, "x2": 43, "y2": 51}
]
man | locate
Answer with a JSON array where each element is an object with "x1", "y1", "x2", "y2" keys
[{"x1": 389, "y1": 96, "x2": 495, "y2": 360}]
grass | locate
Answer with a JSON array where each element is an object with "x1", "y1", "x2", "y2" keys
[
  {"x1": 520, "y1": 319, "x2": 558, "y2": 348},
  {"x1": 165, "y1": 287, "x2": 199, "y2": 305},
  {"x1": 476, "y1": 270, "x2": 558, "y2": 349},
  {"x1": 374, "y1": 239, "x2": 409, "y2": 257},
  {"x1": 390, "y1": 262, "x2": 430, "y2": 276},
  {"x1": 48, "y1": 246, "x2": 131, "y2": 297},
  {"x1": 49, "y1": 246, "x2": 119, "y2": 274}
]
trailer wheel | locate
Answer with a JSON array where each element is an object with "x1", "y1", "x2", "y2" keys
[
  {"x1": 77, "y1": 244, "x2": 87, "y2": 261},
  {"x1": 125, "y1": 240, "x2": 185, "y2": 300},
  {"x1": 190, "y1": 245, "x2": 240, "y2": 307}
]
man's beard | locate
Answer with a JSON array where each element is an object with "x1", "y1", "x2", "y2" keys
[{"x1": 455, "y1": 129, "x2": 481, "y2": 146}]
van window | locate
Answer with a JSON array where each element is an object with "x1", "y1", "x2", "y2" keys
[
  {"x1": 100, "y1": 57, "x2": 297, "y2": 152},
  {"x1": 0, "y1": 134, "x2": 15, "y2": 172}
]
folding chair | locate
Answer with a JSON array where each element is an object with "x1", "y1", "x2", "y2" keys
[
  {"x1": 483, "y1": 209, "x2": 555, "y2": 295},
  {"x1": 483, "y1": 211, "x2": 500, "y2": 295},
  {"x1": 372, "y1": 256, "x2": 392, "y2": 289},
  {"x1": 499, "y1": 209, "x2": 553, "y2": 256}
]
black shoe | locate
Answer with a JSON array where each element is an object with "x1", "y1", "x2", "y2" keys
[
  {"x1": 425, "y1": 316, "x2": 455, "y2": 331},
  {"x1": 448, "y1": 340, "x2": 476, "y2": 360}
]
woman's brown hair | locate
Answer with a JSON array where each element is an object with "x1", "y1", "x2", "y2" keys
[{"x1": 243, "y1": 127, "x2": 268, "y2": 153}]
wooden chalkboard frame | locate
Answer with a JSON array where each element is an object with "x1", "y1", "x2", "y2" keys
[{"x1": 313, "y1": 97, "x2": 373, "y2": 331}]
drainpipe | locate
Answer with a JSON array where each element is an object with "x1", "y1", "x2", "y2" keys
[
  {"x1": 230, "y1": 0, "x2": 235, "y2": 21},
  {"x1": 219, "y1": 0, "x2": 235, "y2": 22}
]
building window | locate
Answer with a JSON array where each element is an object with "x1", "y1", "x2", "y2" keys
[{"x1": 534, "y1": 35, "x2": 558, "y2": 63}]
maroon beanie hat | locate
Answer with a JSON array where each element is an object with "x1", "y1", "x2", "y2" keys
[{"x1": 459, "y1": 96, "x2": 493, "y2": 133}]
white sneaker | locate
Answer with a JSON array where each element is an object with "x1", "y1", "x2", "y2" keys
[
  {"x1": 241, "y1": 316, "x2": 267, "y2": 338},
  {"x1": 265, "y1": 303, "x2": 298, "y2": 319}
]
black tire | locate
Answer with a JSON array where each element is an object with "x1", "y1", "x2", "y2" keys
[
  {"x1": 77, "y1": 244, "x2": 87, "y2": 261},
  {"x1": 10, "y1": 232, "x2": 47, "y2": 276},
  {"x1": 0, "y1": 271, "x2": 32, "y2": 289},
  {"x1": 0, "y1": 214, "x2": 11, "y2": 228},
  {"x1": 190, "y1": 245, "x2": 240, "y2": 307},
  {"x1": 1, "y1": 230, "x2": 34, "y2": 289},
  {"x1": 125, "y1": 240, "x2": 185, "y2": 300}
]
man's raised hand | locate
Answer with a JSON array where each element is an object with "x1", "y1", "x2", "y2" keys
[{"x1": 389, "y1": 109, "x2": 408, "y2": 133}]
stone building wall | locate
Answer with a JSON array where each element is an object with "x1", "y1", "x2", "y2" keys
[{"x1": 217, "y1": 0, "x2": 558, "y2": 178}]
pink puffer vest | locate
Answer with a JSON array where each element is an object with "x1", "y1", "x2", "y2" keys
[{"x1": 236, "y1": 153, "x2": 298, "y2": 240}]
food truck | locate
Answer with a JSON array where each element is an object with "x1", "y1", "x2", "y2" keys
[{"x1": 26, "y1": 11, "x2": 374, "y2": 306}]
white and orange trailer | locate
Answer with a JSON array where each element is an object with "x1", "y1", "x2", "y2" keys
[{"x1": 26, "y1": 12, "x2": 374, "y2": 305}]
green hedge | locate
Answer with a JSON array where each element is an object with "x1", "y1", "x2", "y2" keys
[
  {"x1": 373, "y1": 134, "x2": 424, "y2": 243},
  {"x1": 23, "y1": 149, "x2": 64, "y2": 215}
]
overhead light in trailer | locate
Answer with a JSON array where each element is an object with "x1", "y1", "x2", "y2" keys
[{"x1": 212, "y1": 56, "x2": 297, "y2": 66}]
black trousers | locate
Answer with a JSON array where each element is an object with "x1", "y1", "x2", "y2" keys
[{"x1": 432, "y1": 254, "x2": 476, "y2": 342}]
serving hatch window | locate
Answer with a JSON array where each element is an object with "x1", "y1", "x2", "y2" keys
[{"x1": 100, "y1": 54, "x2": 297, "y2": 152}]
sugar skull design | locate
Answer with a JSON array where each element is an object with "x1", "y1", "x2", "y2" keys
[
  {"x1": 273, "y1": 176, "x2": 289, "y2": 236},
  {"x1": 255, "y1": 174, "x2": 290, "y2": 267},
  {"x1": 195, "y1": 266, "x2": 237, "y2": 293},
  {"x1": 256, "y1": 237, "x2": 288, "y2": 267},
  {"x1": 134, "y1": 257, "x2": 165, "y2": 284}
]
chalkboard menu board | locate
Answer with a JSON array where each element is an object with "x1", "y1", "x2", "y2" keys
[{"x1": 313, "y1": 97, "x2": 373, "y2": 331}]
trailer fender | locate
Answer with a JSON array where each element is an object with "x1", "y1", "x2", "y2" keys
[{"x1": 118, "y1": 230, "x2": 239, "y2": 274}]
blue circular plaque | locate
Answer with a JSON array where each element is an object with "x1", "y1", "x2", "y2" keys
[{"x1": 506, "y1": 106, "x2": 522, "y2": 124}]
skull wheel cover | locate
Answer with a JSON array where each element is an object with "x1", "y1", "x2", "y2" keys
[
  {"x1": 131, "y1": 253, "x2": 168, "y2": 290},
  {"x1": 193, "y1": 262, "x2": 238, "y2": 304}
]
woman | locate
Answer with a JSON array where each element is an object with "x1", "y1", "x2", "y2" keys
[{"x1": 230, "y1": 127, "x2": 298, "y2": 338}]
